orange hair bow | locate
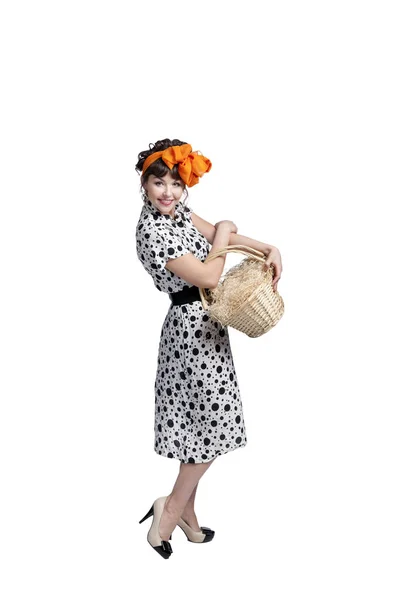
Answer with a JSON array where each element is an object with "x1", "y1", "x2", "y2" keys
[{"x1": 141, "y1": 143, "x2": 212, "y2": 187}]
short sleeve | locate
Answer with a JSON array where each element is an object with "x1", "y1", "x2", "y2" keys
[{"x1": 138, "y1": 224, "x2": 192, "y2": 274}]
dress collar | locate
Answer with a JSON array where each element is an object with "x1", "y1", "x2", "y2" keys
[{"x1": 142, "y1": 197, "x2": 190, "y2": 223}]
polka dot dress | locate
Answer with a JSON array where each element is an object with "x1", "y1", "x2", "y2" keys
[{"x1": 136, "y1": 197, "x2": 247, "y2": 463}]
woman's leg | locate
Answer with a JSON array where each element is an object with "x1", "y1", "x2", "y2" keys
[
  {"x1": 158, "y1": 458, "x2": 216, "y2": 540},
  {"x1": 181, "y1": 481, "x2": 200, "y2": 531}
]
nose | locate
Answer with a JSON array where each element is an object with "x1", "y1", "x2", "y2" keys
[{"x1": 162, "y1": 186, "x2": 174, "y2": 198}]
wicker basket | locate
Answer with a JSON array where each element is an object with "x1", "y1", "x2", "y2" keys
[{"x1": 199, "y1": 245, "x2": 284, "y2": 338}]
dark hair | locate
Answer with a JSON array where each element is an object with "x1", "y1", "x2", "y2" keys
[{"x1": 135, "y1": 138, "x2": 189, "y2": 201}]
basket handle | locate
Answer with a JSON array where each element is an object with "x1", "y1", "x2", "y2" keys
[{"x1": 199, "y1": 244, "x2": 269, "y2": 311}]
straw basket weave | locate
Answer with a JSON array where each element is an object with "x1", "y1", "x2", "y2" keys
[{"x1": 199, "y1": 245, "x2": 284, "y2": 338}]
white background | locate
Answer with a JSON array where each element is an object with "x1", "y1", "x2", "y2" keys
[{"x1": 1, "y1": 1, "x2": 399, "y2": 598}]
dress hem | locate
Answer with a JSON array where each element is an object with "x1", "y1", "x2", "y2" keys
[{"x1": 154, "y1": 441, "x2": 248, "y2": 464}]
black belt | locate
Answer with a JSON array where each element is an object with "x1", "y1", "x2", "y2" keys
[{"x1": 169, "y1": 285, "x2": 201, "y2": 306}]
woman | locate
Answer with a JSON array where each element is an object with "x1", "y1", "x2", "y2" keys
[{"x1": 135, "y1": 139, "x2": 282, "y2": 558}]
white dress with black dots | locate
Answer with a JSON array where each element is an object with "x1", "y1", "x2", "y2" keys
[{"x1": 136, "y1": 197, "x2": 247, "y2": 463}]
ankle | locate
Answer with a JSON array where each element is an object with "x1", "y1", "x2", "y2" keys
[
  {"x1": 164, "y1": 495, "x2": 182, "y2": 518},
  {"x1": 182, "y1": 505, "x2": 195, "y2": 517}
]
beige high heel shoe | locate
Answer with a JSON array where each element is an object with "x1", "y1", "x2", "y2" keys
[
  {"x1": 177, "y1": 517, "x2": 215, "y2": 543},
  {"x1": 139, "y1": 496, "x2": 173, "y2": 559}
]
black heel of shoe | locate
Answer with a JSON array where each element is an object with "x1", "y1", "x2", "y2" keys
[
  {"x1": 138, "y1": 505, "x2": 154, "y2": 524},
  {"x1": 140, "y1": 496, "x2": 174, "y2": 559}
]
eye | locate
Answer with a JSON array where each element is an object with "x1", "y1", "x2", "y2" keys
[
  {"x1": 173, "y1": 181, "x2": 182, "y2": 187},
  {"x1": 154, "y1": 181, "x2": 163, "y2": 186}
]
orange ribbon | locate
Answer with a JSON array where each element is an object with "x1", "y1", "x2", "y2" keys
[{"x1": 141, "y1": 143, "x2": 212, "y2": 187}]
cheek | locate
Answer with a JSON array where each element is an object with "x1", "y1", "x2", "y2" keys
[
  {"x1": 147, "y1": 184, "x2": 158, "y2": 198},
  {"x1": 174, "y1": 186, "x2": 184, "y2": 197}
]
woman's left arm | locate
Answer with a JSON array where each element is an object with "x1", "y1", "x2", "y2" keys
[{"x1": 192, "y1": 212, "x2": 282, "y2": 292}]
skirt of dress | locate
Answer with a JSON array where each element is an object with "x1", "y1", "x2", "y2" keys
[{"x1": 153, "y1": 299, "x2": 247, "y2": 463}]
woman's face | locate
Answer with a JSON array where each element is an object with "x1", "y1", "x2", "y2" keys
[{"x1": 143, "y1": 172, "x2": 185, "y2": 218}]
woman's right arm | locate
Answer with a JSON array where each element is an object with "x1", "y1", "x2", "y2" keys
[{"x1": 165, "y1": 222, "x2": 236, "y2": 289}]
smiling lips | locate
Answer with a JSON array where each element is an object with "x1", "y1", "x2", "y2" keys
[{"x1": 159, "y1": 199, "x2": 173, "y2": 206}]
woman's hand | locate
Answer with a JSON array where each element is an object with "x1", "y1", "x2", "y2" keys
[
  {"x1": 263, "y1": 246, "x2": 282, "y2": 292},
  {"x1": 214, "y1": 220, "x2": 238, "y2": 234}
]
